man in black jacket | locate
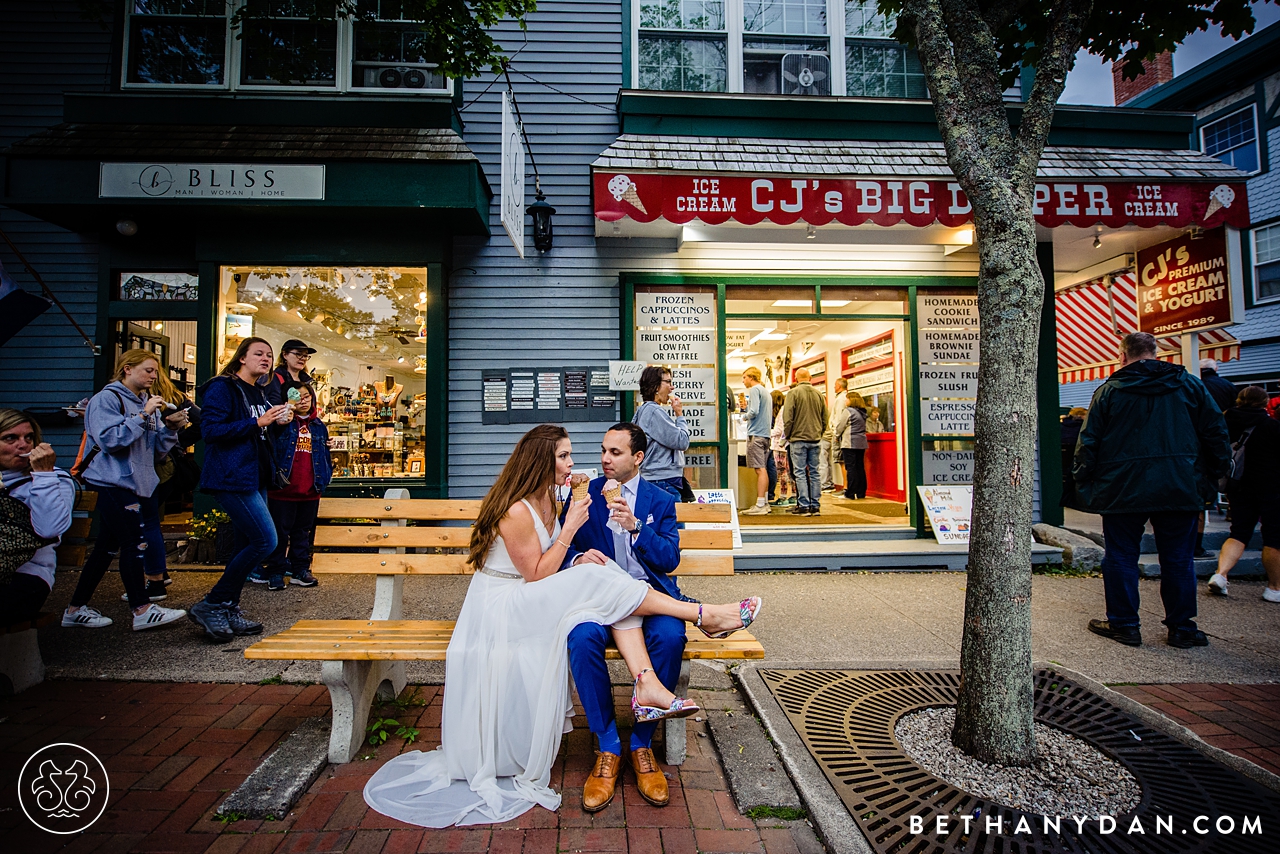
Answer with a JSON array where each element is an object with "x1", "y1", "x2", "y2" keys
[
  {"x1": 1074, "y1": 333, "x2": 1231, "y2": 649},
  {"x1": 1200, "y1": 358, "x2": 1238, "y2": 413}
]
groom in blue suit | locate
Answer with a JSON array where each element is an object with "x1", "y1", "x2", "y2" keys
[{"x1": 561, "y1": 422, "x2": 686, "y2": 812}]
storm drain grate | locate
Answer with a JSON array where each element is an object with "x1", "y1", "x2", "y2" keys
[{"x1": 762, "y1": 669, "x2": 1280, "y2": 853}]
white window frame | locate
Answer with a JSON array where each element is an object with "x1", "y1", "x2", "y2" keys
[
  {"x1": 122, "y1": 1, "x2": 452, "y2": 96},
  {"x1": 634, "y1": 0, "x2": 851, "y2": 95},
  {"x1": 1251, "y1": 222, "x2": 1280, "y2": 304},
  {"x1": 1199, "y1": 103, "x2": 1261, "y2": 177}
]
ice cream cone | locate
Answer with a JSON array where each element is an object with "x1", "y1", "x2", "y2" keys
[
  {"x1": 570, "y1": 473, "x2": 591, "y2": 503},
  {"x1": 621, "y1": 185, "x2": 647, "y2": 215},
  {"x1": 1204, "y1": 197, "x2": 1224, "y2": 220},
  {"x1": 603, "y1": 478, "x2": 622, "y2": 503}
]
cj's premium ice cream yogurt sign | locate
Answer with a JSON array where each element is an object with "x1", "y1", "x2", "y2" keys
[{"x1": 636, "y1": 292, "x2": 714, "y2": 327}]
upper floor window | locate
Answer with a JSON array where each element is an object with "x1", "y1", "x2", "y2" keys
[
  {"x1": 1201, "y1": 105, "x2": 1260, "y2": 175},
  {"x1": 1253, "y1": 223, "x2": 1280, "y2": 303},
  {"x1": 635, "y1": 0, "x2": 926, "y2": 98},
  {"x1": 124, "y1": 1, "x2": 450, "y2": 94}
]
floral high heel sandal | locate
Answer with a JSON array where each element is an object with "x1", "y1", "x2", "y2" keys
[
  {"x1": 631, "y1": 669, "x2": 700, "y2": 723},
  {"x1": 696, "y1": 597, "x2": 763, "y2": 640}
]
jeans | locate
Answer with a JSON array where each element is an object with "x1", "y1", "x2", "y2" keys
[
  {"x1": 265, "y1": 498, "x2": 320, "y2": 577},
  {"x1": 81, "y1": 504, "x2": 168, "y2": 583},
  {"x1": 73, "y1": 487, "x2": 156, "y2": 610},
  {"x1": 789, "y1": 441, "x2": 821, "y2": 510},
  {"x1": 1101, "y1": 511, "x2": 1199, "y2": 631},
  {"x1": 765, "y1": 452, "x2": 777, "y2": 501},
  {"x1": 842, "y1": 448, "x2": 867, "y2": 499},
  {"x1": 207, "y1": 488, "x2": 277, "y2": 605},
  {"x1": 819, "y1": 437, "x2": 834, "y2": 490},
  {"x1": 649, "y1": 477, "x2": 685, "y2": 502}
]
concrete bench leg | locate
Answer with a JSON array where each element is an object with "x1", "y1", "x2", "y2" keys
[
  {"x1": 664, "y1": 660, "x2": 691, "y2": 766},
  {"x1": 0, "y1": 628, "x2": 45, "y2": 695},
  {"x1": 321, "y1": 658, "x2": 407, "y2": 764}
]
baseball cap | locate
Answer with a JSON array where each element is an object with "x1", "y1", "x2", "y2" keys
[{"x1": 281, "y1": 338, "x2": 317, "y2": 355}]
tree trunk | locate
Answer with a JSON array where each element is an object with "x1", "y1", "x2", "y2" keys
[{"x1": 950, "y1": 202, "x2": 1042, "y2": 766}]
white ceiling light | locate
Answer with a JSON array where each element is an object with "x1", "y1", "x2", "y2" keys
[
  {"x1": 756, "y1": 332, "x2": 790, "y2": 340},
  {"x1": 771, "y1": 299, "x2": 813, "y2": 307},
  {"x1": 819, "y1": 300, "x2": 850, "y2": 307}
]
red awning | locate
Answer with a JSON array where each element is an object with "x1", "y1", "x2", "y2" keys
[{"x1": 1056, "y1": 272, "x2": 1239, "y2": 383}]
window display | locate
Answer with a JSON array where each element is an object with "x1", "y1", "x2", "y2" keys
[{"x1": 217, "y1": 265, "x2": 428, "y2": 480}]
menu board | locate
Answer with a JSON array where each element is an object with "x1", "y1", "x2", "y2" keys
[
  {"x1": 634, "y1": 290, "x2": 719, "y2": 441},
  {"x1": 481, "y1": 365, "x2": 617, "y2": 425},
  {"x1": 917, "y1": 294, "x2": 979, "y2": 436},
  {"x1": 917, "y1": 485, "x2": 973, "y2": 544}
]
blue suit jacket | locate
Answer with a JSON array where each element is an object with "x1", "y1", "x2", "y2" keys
[{"x1": 561, "y1": 476, "x2": 684, "y2": 601}]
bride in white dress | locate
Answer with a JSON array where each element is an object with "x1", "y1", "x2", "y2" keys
[{"x1": 363, "y1": 424, "x2": 762, "y2": 827}]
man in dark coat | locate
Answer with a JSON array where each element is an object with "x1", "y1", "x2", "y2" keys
[
  {"x1": 1200, "y1": 358, "x2": 1238, "y2": 413},
  {"x1": 1073, "y1": 333, "x2": 1231, "y2": 649}
]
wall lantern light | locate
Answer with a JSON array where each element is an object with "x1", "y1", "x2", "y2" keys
[{"x1": 528, "y1": 187, "x2": 556, "y2": 253}]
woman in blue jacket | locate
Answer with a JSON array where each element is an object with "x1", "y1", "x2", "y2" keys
[{"x1": 188, "y1": 337, "x2": 291, "y2": 643}]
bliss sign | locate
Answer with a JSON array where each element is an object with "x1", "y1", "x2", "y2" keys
[{"x1": 100, "y1": 163, "x2": 325, "y2": 200}]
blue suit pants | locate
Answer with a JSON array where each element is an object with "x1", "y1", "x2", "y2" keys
[{"x1": 567, "y1": 613, "x2": 687, "y2": 755}]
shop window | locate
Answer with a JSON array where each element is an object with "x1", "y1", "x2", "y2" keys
[
  {"x1": 816, "y1": 286, "x2": 908, "y2": 314},
  {"x1": 844, "y1": 0, "x2": 925, "y2": 98},
  {"x1": 638, "y1": 0, "x2": 728, "y2": 92},
  {"x1": 1201, "y1": 105, "x2": 1260, "y2": 175},
  {"x1": 726, "y1": 284, "x2": 817, "y2": 314},
  {"x1": 217, "y1": 266, "x2": 429, "y2": 480},
  {"x1": 126, "y1": 0, "x2": 228, "y2": 85},
  {"x1": 123, "y1": 2, "x2": 449, "y2": 93},
  {"x1": 118, "y1": 272, "x2": 200, "y2": 301},
  {"x1": 1253, "y1": 223, "x2": 1280, "y2": 302},
  {"x1": 743, "y1": 0, "x2": 829, "y2": 95}
]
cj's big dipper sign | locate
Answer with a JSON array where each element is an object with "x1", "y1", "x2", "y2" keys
[{"x1": 1136, "y1": 227, "x2": 1234, "y2": 338}]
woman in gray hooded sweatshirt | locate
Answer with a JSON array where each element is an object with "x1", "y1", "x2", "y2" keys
[{"x1": 65, "y1": 349, "x2": 189, "y2": 631}]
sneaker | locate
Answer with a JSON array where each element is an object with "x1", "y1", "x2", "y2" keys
[
  {"x1": 1263, "y1": 587, "x2": 1280, "y2": 603},
  {"x1": 120, "y1": 580, "x2": 167, "y2": 603},
  {"x1": 188, "y1": 599, "x2": 233, "y2": 643},
  {"x1": 743, "y1": 504, "x2": 771, "y2": 516},
  {"x1": 768, "y1": 498, "x2": 788, "y2": 507},
  {"x1": 783, "y1": 497, "x2": 797, "y2": 506},
  {"x1": 132, "y1": 604, "x2": 187, "y2": 632},
  {"x1": 223, "y1": 603, "x2": 264, "y2": 636},
  {"x1": 62, "y1": 606, "x2": 113, "y2": 628},
  {"x1": 247, "y1": 572, "x2": 270, "y2": 584},
  {"x1": 1194, "y1": 547, "x2": 1210, "y2": 558},
  {"x1": 267, "y1": 574, "x2": 286, "y2": 591},
  {"x1": 1207, "y1": 574, "x2": 1229, "y2": 596},
  {"x1": 162, "y1": 571, "x2": 172, "y2": 586},
  {"x1": 808, "y1": 508, "x2": 821, "y2": 516},
  {"x1": 790, "y1": 505, "x2": 809, "y2": 515},
  {"x1": 1167, "y1": 627, "x2": 1209, "y2": 648},
  {"x1": 290, "y1": 570, "x2": 319, "y2": 587}
]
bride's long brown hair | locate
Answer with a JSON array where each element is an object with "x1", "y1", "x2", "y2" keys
[{"x1": 468, "y1": 424, "x2": 569, "y2": 569}]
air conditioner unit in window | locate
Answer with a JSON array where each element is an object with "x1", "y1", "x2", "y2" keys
[
  {"x1": 354, "y1": 62, "x2": 441, "y2": 90},
  {"x1": 781, "y1": 52, "x2": 831, "y2": 96}
]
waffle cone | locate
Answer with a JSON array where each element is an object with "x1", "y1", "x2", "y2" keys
[
  {"x1": 603, "y1": 485, "x2": 623, "y2": 503},
  {"x1": 1204, "y1": 197, "x2": 1224, "y2": 220},
  {"x1": 571, "y1": 481, "x2": 590, "y2": 502},
  {"x1": 621, "y1": 185, "x2": 647, "y2": 215}
]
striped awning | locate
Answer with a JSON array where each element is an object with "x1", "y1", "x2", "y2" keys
[{"x1": 1056, "y1": 272, "x2": 1239, "y2": 383}]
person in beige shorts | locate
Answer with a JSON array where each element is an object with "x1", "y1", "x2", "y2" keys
[{"x1": 741, "y1": 367, "x2": 774, "y2": 515}]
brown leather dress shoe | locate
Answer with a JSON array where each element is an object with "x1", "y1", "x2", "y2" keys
[
  {"x1": 630, "y1": 746, "x2": 669, "y2": 807},
  {"x1": 582, "y1": 751, "x2": 621, "y2": 812}
]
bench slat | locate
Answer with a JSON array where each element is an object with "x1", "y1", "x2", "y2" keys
[
  {"x1": 244, "y1": 620, "x2": 763, "y2": 661},
  {"x1": 316, "y1": 497, "x2": 731, "y2": 524},
  {"x1": 313, "y1": 526, "x2": 732, "y2": 551},
  {"x1": 310, "y1": 552, "x2": 732, "y2": 576}
]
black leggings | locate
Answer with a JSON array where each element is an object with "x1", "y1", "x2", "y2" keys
[
  {"x1": 1, "y1": 573, "x2": 51, "y2": 625},
  {"x1": 842, "y1": 448, "x2": 867, "y2": 499},
  {"x1": 1227, "y1": 487, "x2": 1280, "y2": 549}
]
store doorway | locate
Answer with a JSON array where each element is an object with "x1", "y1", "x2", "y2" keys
[
  {"x1": 727, "y1": 316, "x2": 910, "y2": 527},
  {"x1": 111, "y1": 319, "x2": 198, "y2": 396}
]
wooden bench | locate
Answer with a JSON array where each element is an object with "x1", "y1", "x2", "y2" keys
[{"x1": 245, "y1": 489, "x2": 762, "y2": 765}]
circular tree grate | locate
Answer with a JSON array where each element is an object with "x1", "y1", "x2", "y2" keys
[{"x1": 761, "y1": 669, "x2": 1280, "y2": 853}]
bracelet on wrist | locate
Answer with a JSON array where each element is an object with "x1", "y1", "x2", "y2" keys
[{"x1": 556, "y1": 538, "x2": 571, "y2": 549}]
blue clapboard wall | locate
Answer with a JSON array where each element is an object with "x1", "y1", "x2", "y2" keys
[{"x1": 0, "y1": 1, "x2": 113, "y2": 457}]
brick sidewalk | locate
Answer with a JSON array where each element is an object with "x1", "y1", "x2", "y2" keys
[
  {"x1": 1113, "y1": 682, "x2": 1280, "y2": 776},
  {"x1": 2, "y1": 681, "x2": 816, "y2": 854}
]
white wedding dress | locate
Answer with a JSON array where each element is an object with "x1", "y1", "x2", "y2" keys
[{"x1": 363, "y1": 499, "x2": 651, "y2": 827}]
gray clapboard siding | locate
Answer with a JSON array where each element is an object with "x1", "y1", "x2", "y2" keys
[{"x1": 0, "y1": 1, "x2": 113, "y2": 456}]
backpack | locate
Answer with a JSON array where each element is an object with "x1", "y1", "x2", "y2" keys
[
  {"x1": 1218, "y1": 426, "x2": 1256, "y2": 492},
  {"x1": 70, "y1": 388, "x2": 126, "y2": 482}
]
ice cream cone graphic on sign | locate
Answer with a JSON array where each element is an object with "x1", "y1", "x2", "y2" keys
[
  {"x1": 608, "y1": 174, "x2": 648, "y2": 215},
  {"x1": 1204, "y1": 184, "x2": 1235, "y2": 220}
]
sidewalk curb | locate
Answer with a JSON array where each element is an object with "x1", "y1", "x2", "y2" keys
[
  {"x1": 701, "y1": 679, "x2": 802, "y2": 813},
  {"x1": 216, "y1": 715, "x2": 331, "y2": 820}
]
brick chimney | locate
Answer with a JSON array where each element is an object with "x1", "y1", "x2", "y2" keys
[{"x1": 1112, "y1": 52, "x2": 1174, "y2": 105}]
